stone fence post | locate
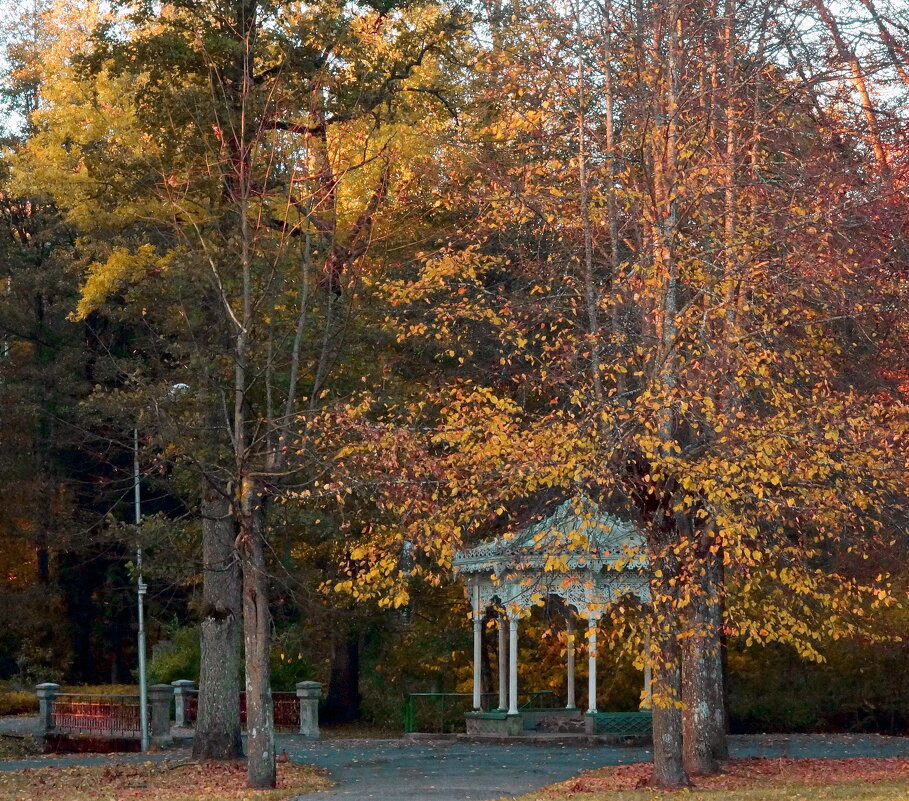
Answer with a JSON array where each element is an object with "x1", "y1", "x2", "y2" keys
[
  {"x1": 171, "y1": 680, "x2": 196, "y2": 728},
  {"x1": 296, "y1": 681, "x2": 321, "y2": 739},
  {"x1": 148, "y1": 684, "x2": 174, "y2": 747},
  {"x1": 35, "y1": 683, "x2": 60, "y2": 737}
]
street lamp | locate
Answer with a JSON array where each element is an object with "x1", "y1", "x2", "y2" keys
[{"x1": 134, "y1": 382, "x2": 188, "y2": 751}]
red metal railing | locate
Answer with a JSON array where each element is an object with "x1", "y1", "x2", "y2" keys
[
  {"x1": 51, "y1": 694, "x2": 145, "y2": 737},
  {"x1": 183, "y1": 690, "x2": 298, "y2": 729},
  {"x1": 272, "y1": 693, "x2": 298, "y2": 728},
  {"x1": 185, "y1": 691, "x2": 198, "y2": 725}
]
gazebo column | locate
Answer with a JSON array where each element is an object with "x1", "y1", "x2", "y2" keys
[
  {"x1": 471, "y1": 583, "x2": 483, "y2": 711},
  {"x1": 498, "y1": 615, "x2": 508, "y2": 711},
  {"x1": 508, "y1": 616, "x2": 519, "y2": 716},
  {"x1": 472, "y1": 614, "x2": 483, "y2": 710},
  {"x1": 565, "y1": 617, "x2": 576, "y2": 710},
  {"x1": 587, "y1": 616, "x2": 599, "y2": 714}
]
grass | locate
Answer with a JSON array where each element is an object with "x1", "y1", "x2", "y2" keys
[
  {"x1": 512, "y1": 757, "x2": 909, "y2": 801},
  {"x1": 321, "y1": 722, "x2": 401, "y2": 739},
  {"x1": 0, "y1": 759, "x2": 332, "y2": 801},
  {"x1": 513, "y1": 782, "x2": 909, "y2": 800}
]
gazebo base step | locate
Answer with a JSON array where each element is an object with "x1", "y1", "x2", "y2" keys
[
  {"x1": 462, "y1": 709, "x2": 651, "y2": 744},
  {"x1": 465, "y1": 711, "x2": 524, "y2": 736},
  {"x1": 453, "y1": 731, "x2": 649, "y2": 747}
]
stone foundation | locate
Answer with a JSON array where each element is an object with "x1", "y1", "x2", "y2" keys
[{"x1": 465, "y1": 711, "x2": 523, "y2": 736}]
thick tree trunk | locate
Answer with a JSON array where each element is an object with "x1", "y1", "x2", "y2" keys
[
  {"x1": 240, "y1": 479, "x2": 275, "y2": 789},
  {"x1": 681, "y1": 525, "x2": 726, "y2": 774},
  {"x1": 193, "y1": 484, "x2": 243, "y2": 760},
  {"x1": 650, "y1": 534, "x2": 689, "y2": 789},
  {"x1": 651, "y1": 612, "x2": 687, "y2": 788},
  {"x1": 681, "y1": 589, "x2": 718, "y2": 775}
]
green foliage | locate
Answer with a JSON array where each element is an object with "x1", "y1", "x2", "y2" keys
[
  {"x1": 728, "y1": 638, "x2": 909, "y2": 735},
  {"x1": 147, "y1": 626, "x2": 200, "y2": 686},
  {"x1": 269, "y1": 627, "x2": 315, "y2": 692}
]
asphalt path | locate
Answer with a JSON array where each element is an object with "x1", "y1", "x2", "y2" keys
[
  {"x1": 281, "y1": 737, "x2": 646, "y2": 801},
  {"x1": 3, "y1": 717, "x2": 909, "y2": 801},
  {"x1": 279, "y1": 733, "x2": 909, "y2": 801}
]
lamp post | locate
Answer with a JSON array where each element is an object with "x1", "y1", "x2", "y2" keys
[{"x1": 134, "y1": 428, "x2": 149, "y2": 752}]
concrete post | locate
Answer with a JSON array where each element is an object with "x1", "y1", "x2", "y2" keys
[
  {"x1": 35, "y1": 683, "x2": 60, "y2": 737},
  {"x1": 148, "y1": 684, "x2": 174, "y2": 747},
  {"x1": 296, "y1": 681, "x2": 322, "y2": 739},
  {"x1": 171, "y1": 680, "x2": 196, "y2": 728}
]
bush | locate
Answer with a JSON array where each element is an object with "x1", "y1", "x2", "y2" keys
[
  {"x1": 270, "y1": 627, "x2": 315, "y2": 691},
  {"x1": 61, "y1": 685, "x2": 137, "y2": 696},
  {"x1": 148, "y1": 626, "x2": 200, "y2": 685},
  {"x1": 0, "y1": 690, "x2": 38, "y2": 716}
]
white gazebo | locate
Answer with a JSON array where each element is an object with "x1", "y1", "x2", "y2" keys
[{"x1": 452, "y1": 497, "x2": 652, "y2": 736}]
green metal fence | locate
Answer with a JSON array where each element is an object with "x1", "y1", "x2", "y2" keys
[
  {"x1": 402, "y1": 690, "x2": 556, "y2": 734},
  {"x1": 590, "y1": 710, "x2": 653, "y2": 738}
]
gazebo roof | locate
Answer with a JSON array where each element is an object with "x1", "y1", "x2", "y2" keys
[
  {"x1": 453, "y1": 498, "x2": 646, "y2": 574},
  {"x1": 452, "y1": 497, "x2": 650, "y2": 616}
]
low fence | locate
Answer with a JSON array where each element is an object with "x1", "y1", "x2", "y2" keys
[
  {"x1": 179, "y1": 688, "x2": 307, "y2": 730},
  {"x1": 36, "y1": 683, "x2": 172, "y2": 747},
  {"x1": 588, "y1": 710, "x2": 653, "y2": 740},
  {"x1": 37, "y1": 680, "x2": 323, "y2": 747},
  {"x1": 403, "y1": 690, "x2": 557, "y2": 734},
  {"x1": 51, "y1": 694, "x2": 143, "y2": 737}
]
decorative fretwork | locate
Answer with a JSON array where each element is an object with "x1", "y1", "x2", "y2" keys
[
  {"x1": 591, "y1": 711, "x2": 653, "y2": 739},
  {"x1": 454, "y1": 497, "x2": 651, "y2": 619}
]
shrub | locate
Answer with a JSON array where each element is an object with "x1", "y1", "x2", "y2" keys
[
  {"x1": 148, "y1": 626, "x2": 200, "y2": 685},
  {"x1": 0, "y1": 690, "x2": 38, "y2": 716}
]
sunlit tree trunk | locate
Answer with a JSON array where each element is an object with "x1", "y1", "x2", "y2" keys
[
  {"x1": 647, "y1": 0, "x2": 689, "y2": 786},
  {"x1": 854, "y1": 0, "x2": 909, "y2": 90},
  {"x1": 812, "y1": 0, "x2": 890, "y2": 176}
]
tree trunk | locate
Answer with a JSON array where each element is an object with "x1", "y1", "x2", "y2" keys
[
  {"x1": 681, "y1": 522, "x2": 726, "y2": 774},
  {"x1": 681, "y1": 585, "x2": 718, "y2": 775},
  {"x1": 240, "y1": 478, "x2": 275, "y2": 789},
  {"x1": 705, "y1": 552, "x2": 728, "y2": 760},
  {"x1": 651, "y1": 609, "x2": 688, "y2": 788},
  {"x1": 650, "y1": 531, "x2": 689, "y2": 789},
  {"x1": 323, "y1": 630, "x2": 361, "y2": 724},
  {"x1": 811, "y1": 0, "x2": 890, "y2": 176},
  {"x1": 193, "y1": 483, "x2": 243, "y2": 760}
]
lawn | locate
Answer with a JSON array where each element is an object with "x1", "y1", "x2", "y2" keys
[
  {"x1": 0, "y1": 759, "x2": 332, "y2": 801},
  {"x1": 0, "y1": 735, "x2": 41, "y2": 760},
  {"x1": 513, "y1": 757, "x2": 909, "y2": 801}
]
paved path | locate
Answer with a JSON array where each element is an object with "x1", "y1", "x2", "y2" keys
[
  {"x1": 278, "y1": 733, "x2": 909, "y2": 801},
  {"x1": 3, "y1": 719, "x2": 909, "y2": 801},
  {"x1": 0, "y1": 716, "x2": 37, "y2": 738},
  {"x1": 280, "y1": 738, "x2": 646, "y2": 801}
]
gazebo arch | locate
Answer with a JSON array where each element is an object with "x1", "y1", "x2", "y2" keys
[{"x1": 452, "y1": 497, "x2": 652, "y2": 736}]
